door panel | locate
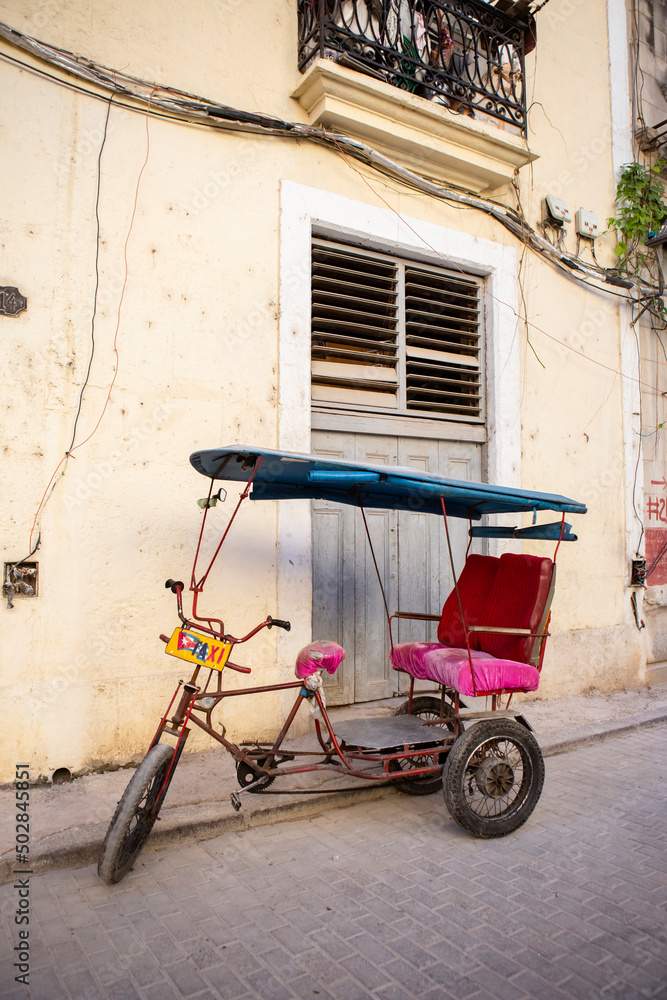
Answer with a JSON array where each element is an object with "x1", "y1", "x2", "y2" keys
[
  {"x1": 312, "y1": 430, "x2": 481, "y2": 704},
  {"x1": 353, "y1": 436, "x2": 398, "y2": 702},
  {"x1": 395, "y1": 440, "x2": 481, "y2": 694},
  {"x1": 311, "y1": 505, "x2": 353, "y2": 703},
  {"x1": 354, "y1": 507, "x2": 398, "y2": 701},
  {"x1": 311, "y1": 434, "x2": 357, "y2": 704}
]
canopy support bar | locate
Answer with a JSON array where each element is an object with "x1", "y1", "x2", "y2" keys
[
  {"x1": 442, "y1": 498, "x2": 477, "y2": 698},
  {"x1": 357, "y1": 495, "x2": 394, "y2": 652},
  {"x1": 191, "y1": 455, "x2": 264, "y2": 592}
]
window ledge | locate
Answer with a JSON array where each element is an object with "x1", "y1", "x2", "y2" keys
[{"x1": 292, "y1": 59, "x2": 537, "y2": 194}]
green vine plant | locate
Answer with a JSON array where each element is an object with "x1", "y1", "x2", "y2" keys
[{"x1": 607, "y1": 160, "x2": 667, "y2": 285}]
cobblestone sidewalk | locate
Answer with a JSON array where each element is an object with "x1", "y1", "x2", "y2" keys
[{"x1": 1, "y1": 725, "x2": 666, "y2": 1000}]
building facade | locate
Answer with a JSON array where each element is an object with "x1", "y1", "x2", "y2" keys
[{"x1": 0, "y1": 0, "x2": 664, "y2": 781}]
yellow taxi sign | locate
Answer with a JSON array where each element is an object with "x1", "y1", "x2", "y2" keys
[{"x1": 165, "y1": 627, "x2": 232, "y2": 672}]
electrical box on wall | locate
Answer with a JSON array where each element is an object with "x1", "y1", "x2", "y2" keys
[
  {"x1": 2, "y1": 562, "x2": 38, "y2": 608},
  {"x1": 545, "y1": 195, "x2": 572, "y2": 223},
  {"x1": 576, "y1": 209, "x2": 599, "y2": 238}
]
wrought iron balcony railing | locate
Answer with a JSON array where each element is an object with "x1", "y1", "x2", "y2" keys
[{"x1": 298, "y1": 0, "x2": 529, "y2": 132}]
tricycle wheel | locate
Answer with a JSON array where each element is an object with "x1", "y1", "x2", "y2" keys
[
  {"x1": 98, "y1": 743, "x2": 174, "y2": 884},
  {"x1": 394, "y1": 693, "x2": 461, "y2": 733},
  {"x1": 442, "y1": 719, "x2": 544, "y2": 838},
  {"x1": 391, "y1": 695, "x2": 458, "y2": 795},
  {"x1": 236, "y1": 757, "x2": 275, "y2": 792},
  {"x1": 388, "y1": 751, "x2": 444, "y2": 795}
]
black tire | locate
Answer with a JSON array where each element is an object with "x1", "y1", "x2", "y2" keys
[
  {"x1": 98, "y1": 743, "x2": 174, "y2": 884},
  {"x1": 442, "y1": 719, "x2": 544, "y2": 838},
  {"x1": 393, "y1": 694, "x2": 459, "y2": 729},
  {"x1": 391, "y1": 695, "x2": 457, "y2": 795},
  {"x1": 236, "y1": 756, "x2": 276, "y2": 792}
]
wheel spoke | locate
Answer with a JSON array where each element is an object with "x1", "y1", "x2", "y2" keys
[
  {"x1": 462, "y1": 736, "x2": 527, "y2": 819},
  {"x1": 442, "y1": 720, "x2": 544, "y2": 838},
  {"x1": 390, "y1": 696, "x2": 452, "y2": 795},
  {"x1": 98, "y1": 744, "x2": 174, "y2": 884}
]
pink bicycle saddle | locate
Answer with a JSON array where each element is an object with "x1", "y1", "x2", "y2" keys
[{"x1": 295, "y1": 641, "x2": 346, "y2": 678}]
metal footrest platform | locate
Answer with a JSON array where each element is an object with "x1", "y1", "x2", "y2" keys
[{"x1": 332, "y1": 715, "x2": 448, "y2": 751}]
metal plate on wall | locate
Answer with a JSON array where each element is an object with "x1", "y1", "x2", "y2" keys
[{"x1": 0, "y1": 287, "x2": 27, "y2": 316}]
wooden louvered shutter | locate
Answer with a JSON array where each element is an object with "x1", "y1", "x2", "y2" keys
[
  {"x1": 311, "y1": 241, "x2": 399, "y2": 408},
  {"x1": 311, "y1": 239, "x2": 483, "y2": 422},
  {"x1": 404, "y1": 263, "x2": 482, "y2": 418}
]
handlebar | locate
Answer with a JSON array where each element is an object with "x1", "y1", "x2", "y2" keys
[
  {"x1": 266, "y1": 616, "x2": 291, "y2": 631},
  {"x1": 226, "y1": 661, "x2": 252, "y2": 674},
  {"x1": 163, "y1": 575, "x2": 290, "y2": 667}
]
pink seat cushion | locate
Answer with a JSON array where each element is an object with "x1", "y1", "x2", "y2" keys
[
  {"x1": 476, "y1": 554, "x2": 554, "y2": 662},
  {"x1": 295, "y1": 640, "x2": 346, "y2": 679},
  {"x1": 437, "y1": 554, "x2": 499, "y2": 648},
  {"x1": 390, "y1": 643, "x2": 540, "y2": 697}
]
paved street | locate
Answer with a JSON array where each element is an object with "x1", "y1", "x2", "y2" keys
[{"x1": 1, "y1": 725, "x2": 666, "y2": 1000}]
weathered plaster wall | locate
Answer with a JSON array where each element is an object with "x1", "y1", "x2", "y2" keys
[
  {"x1": 629, "y1": 0, "x2": 667, "y2": 674},
  {"x1": 0, "y1": 0, "x2": 647, "y2": 780},
  {"x1": 634, "y1": 0, "x2": 667, "y2": 129}
]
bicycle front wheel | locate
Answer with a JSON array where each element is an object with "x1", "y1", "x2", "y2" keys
[{"x1": 98, "y1": 743, "x2": 174, "y2": 884}]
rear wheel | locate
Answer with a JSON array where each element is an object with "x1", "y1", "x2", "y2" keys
[
  {"x1": 442, "y1": 719, "x2": 544, "y2": 838},
  {"x1": 98, "y1": 743, "x2": 174, "y2": 884},
  {"x1": 391, "y1": 695, "x2": 457, "y2": 795}
]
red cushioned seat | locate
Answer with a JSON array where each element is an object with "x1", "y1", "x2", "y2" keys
[
  {"x1": 437, "y1": 554, "x2": 499, "y2": 648},
  {"x1": 475, "y1": 553, "x2": 554, "y2": 664},
  {"x1": 391, "y1": 552, "x2": 555, "y2": 697},
  {"x1": 390, "y1": 643, "x2": 540, "y2": 697}
]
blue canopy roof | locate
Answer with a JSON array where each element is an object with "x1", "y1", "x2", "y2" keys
[{"x1": 190, "y1": 446, "x2": 587, "y2": 524}]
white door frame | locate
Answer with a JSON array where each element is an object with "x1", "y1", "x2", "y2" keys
[{"x1": 276, "y1": 179, "x2": 521, "y2": 654}]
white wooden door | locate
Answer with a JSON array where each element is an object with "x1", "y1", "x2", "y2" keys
[{"x1": 312, "y1": 430, "x2": 482, "y2": 704}]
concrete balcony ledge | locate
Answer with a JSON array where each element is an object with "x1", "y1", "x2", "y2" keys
[{"x1": 292, "y1": 58, "x2": 537, "y2": 194}]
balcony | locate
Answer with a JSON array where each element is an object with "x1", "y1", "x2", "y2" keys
[{"x1": 297, "y1": 0, "x2": 529, "y2": 133}]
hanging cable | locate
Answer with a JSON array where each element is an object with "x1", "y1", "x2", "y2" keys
[
  {"x1": 28, "y1": 89, "x2": 154, "y2": 550},
  {"x1": 0, "y1": 19, "x2": 659, "y2": 304},
  {"x1": 3, "y1": 533, "x2": 41, "y2": 609},
  {"x1": 3, "y1": 20, "x2": 661, "y2": 415},
  {"x1": 27, "y1": 96, "x2": 113, "y2": 549},
  {"x1": 68, "y1": 94, "x2": 115, "y2": 449}
]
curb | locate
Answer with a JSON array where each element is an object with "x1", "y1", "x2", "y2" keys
[
  {"x1": 2, "y1": 709, "x2": 666, "y2": 885},
  {"x1": 539, "y1": 706, "x2": 667, "y2": 757},
  {"x1": 0, "y1": 785, "x2": 393, "y2": 885}
]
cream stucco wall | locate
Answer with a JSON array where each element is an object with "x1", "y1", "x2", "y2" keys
[{"x1": 0, "y1": 0, "x2": 648, "y2": 781}]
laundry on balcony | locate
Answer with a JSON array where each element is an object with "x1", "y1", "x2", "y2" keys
[{"x1": 298, "y1": 0, "x2": 529, "y2": 129}]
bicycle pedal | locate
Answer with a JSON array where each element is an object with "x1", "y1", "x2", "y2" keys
[{"x1": 230, "y1": 792, "x2": 242, "y2": 812}]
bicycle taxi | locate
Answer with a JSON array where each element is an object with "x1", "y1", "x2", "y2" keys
[{"x1": 98, "y1": 445, "x2": 586, "y2": 883}]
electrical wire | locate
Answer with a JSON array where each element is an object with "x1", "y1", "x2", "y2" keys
[
  {"x1": 27, "y1": 96, "x2": 113, "y2": 548},
  {"x1": 28, "y1": 89, "x2": 154, "y2": 550},
  {"x1": 67, "y1": 94, "x2": 114, "y2": 451},
  {"x1": 0, "y1": 51, "x2": 274, "y2": 138},
  {"x1": 517, "y1": 245, "x2": 545, "y2": 368},
  {"x1": 68, "y1": 89, "x2": 155, "y2": 455},
  {"x1": 2, "y1": 532, "x2": 41, "y2": 609},
  {"x1": 4, "y1": 18, "x2": 662, "y2": 402},
  {"x1": 3, "y1": 15, "x2": 666, "y2": 551},
  {"x1": 329, "y1": 134, "x2": 667, "y2": 398},
  {"x1": 618, "y1": 0, "x2": 667, "y2": 590},
  {"x1": 632, "y1": 317, "x2": 645, "y2": 555},
  {"x1": 631, "y1": 0, "x2": 648, "y2": 144},
  {"x1": 0, "y1": 19, "x2": 658, "y2": 304}
]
